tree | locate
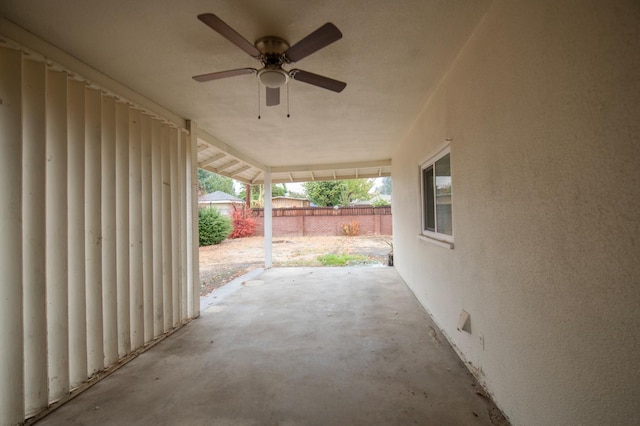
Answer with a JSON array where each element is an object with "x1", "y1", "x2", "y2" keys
[
  {"x1": 303, "y1": 179, "x2": 374, "y2": 207},
  {"x1": 303, "y1": 181, "x2": 344, "y2": 206},
  {"x1": 378, "y1": 177, "x2": 392, "y2": 195},
  {"x1": 342, "y1": 179, "x2": 375, "y2": 204},
  {"x1": 197, "y1": 169, "x2": 235, "y2": 196}
]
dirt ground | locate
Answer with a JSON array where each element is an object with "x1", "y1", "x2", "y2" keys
[{"x1": 199, "y1": 235, "x2": 392, "y2": 296}]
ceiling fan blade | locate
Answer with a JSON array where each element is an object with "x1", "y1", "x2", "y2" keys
[
  {"x1": 290, "y1": 69, "x2": 346, "y2": 93},
  {"x1": 284, "y1": 23, "x2": 342, "y2": 63},
  {"x1": 197, "y1": 13, "x2": 261, "y2": 58},
  {"x1": 192, "y1": 68, "x2": 256, "y2": 82},
  {"x1": 266, "y1": 87, "x2": 280, "y2": 106}
]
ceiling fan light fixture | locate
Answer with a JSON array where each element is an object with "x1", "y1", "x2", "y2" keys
[{"x1": 258, "y1": 68, "x2": 289, "y2": 88}]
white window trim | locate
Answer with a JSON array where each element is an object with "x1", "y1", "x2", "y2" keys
[{"x1": 419, "y1": 144, "x2": 454, "y2": 247}]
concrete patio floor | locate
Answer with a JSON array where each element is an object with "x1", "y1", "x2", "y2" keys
[{"x1": 36, "y1": 267, "x2": 508, "y2": 425}]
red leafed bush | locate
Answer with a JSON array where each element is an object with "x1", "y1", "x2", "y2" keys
[{"x1": 228, "y1": 204, "x2": 257, "y2": 239}]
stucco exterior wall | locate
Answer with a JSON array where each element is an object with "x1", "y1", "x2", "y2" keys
[{"x1": 391, "y1": 1, "x2": 640, "y2": 425}]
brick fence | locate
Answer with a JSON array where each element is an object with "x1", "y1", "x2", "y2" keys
[{"x1": 250, "y1": 206, "x2": 392, "y2": 237}]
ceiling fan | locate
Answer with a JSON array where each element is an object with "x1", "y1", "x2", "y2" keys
[{"x1": 192, "y1": 13, "x2": 347, "y2": 107}]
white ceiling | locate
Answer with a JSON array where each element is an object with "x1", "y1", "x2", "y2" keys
[{"x1": 0, "y1": 0, "x2": 490, "y2": 184}]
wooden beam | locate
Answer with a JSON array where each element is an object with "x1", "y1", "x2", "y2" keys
[
  {"x1": 270, "y1": 159, "x2": 391, "y2": 174},
  {"x1": 230, "y1": 165, "x2": 251, "y2": 176},
  {"x1": 214, "y1": 159, "x2": 239, "y2": 173},
  {"x1": 198, "y1": 152, "x2": 225, "y2": 168}
]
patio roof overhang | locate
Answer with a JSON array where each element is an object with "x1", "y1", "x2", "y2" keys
[{"x1": 196, "y1": 129, "x2": 391, "y2": 184}]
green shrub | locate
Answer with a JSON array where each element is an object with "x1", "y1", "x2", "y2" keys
[{"x1": 198, "y1": 208, "x2": 232, "y2": 247}]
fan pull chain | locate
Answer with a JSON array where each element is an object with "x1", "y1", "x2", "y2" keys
[
  {"x1": 286, "y1": 83, "x2": 290, "y2": 118},
  {"x1": 257, "y1": 80, "x2": 261, "y2": 119}
]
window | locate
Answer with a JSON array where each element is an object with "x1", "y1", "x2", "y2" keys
[{"x1": 421, "y1": 147, "x2": 453, "y2": 243}]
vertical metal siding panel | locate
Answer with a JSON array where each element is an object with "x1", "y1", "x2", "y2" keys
[
  {"x1": 0, "y1": 46, "x2": 25, "y2": 426},
  {"x1": 22, "y1": 58, "x2": 48, "y2": 417},
  {"x1": 141, "y1": 114, "x2": 154, "y2": 343},
  {"x1": 46, "y1": 69, "x2": 70, "y2": 402},
  {"x1": 170, "y1": 128, "x2": 180, "y2": 327},
  {"x1": 179, "y1": 132, "x2": 188, "y2": 321},
  {"x1": 264, "y1": 169, "x2": 273, "y2": 268},
  {"x1": 115, "y1": 101, "x2": 130, "y2": 357},
  {"x1": 129, "y1": 109, "x2": 143, "y2": 350},
  {"x1": 186, "y1": 122, "x2": 199, "y2": 319},
  {"x1": 85, "y1": 87, "x2": 104, "y2": 375},
  {"x1": 151, "y1": 119, "x2": 164, "y2": 336},
  {"x1": 101, "y1": 95, "x2": 118, "y2": 366},
  {"x1": 161, "y1": 125, "x2": 173, "y2": 332},
  {"x1": 190, "y1": 131, "x2": 200, "y2": 318},
  {"x1": 67, "y1": 78, "x2": 87, "y2": 389}
]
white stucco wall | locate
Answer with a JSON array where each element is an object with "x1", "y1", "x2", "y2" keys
[{"x1": 392, "y1": 1, "x2": 640, "y2": 425}]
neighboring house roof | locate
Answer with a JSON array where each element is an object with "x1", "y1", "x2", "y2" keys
[{"x1": 198, "y1": 191, "x2": 242, "y2": 203}]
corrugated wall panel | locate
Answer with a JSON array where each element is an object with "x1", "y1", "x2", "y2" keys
[
  {"x1": 68, "y1": 78, "x2": 88, "y2": 389},
  {"x1": 85, "y1": 87, "x2": 104, "y2": 376},
  {"x1": 46, "y1": 68, "x2": 70, "y2": 402},
  {"x1": 0, "y1": 46, "x2": 25, "y2": 426},
  {"x1": 170, "y1": 129, "x2": 180, "y2": 327},
  {"x1": 101, "y1": 94, "x2": 118, "y2": 368},
  {"x1": 22, "y1": 58, "x2": 48, "y2": 417},
  {"x1": 161, "y1": 124, "x2": 173, "y2": 332},
  {"x1": 0, "y1": 44, "x2": 198, "y2": 424},
  {"x1": 141, "y1": 113, "x2": 154, "y2": 343},
  {"x1": 152, "y1": 119, "x2": 164, "y2": 336},
  {"x1": 129, "y1": 108, "x2": 143, "y2": 351}
]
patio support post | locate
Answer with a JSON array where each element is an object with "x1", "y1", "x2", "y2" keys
[
  {"x1": 46, "y1": 69, "x2": 70, "y2": 401},
  {"x1": 68, "y1": 78, "x2": 87, "y2": 388},
  {"x1": 264, "y1": 168, "x2": 273, "y2": 268},
  {"x1": 22, "y1": 57, "x2": 48, "y2": 417},
  {"x1": 0, "y1": 46, "x2": 24, "y2": 426}
]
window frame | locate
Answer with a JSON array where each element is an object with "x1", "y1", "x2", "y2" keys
[{"x1": 419, "y1": 145, "x2": 454, "y2": 246}]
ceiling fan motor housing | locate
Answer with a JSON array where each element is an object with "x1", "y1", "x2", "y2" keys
[
  {"x1": 258, "y1": 67, "x2": 289, "y2": 88},
  {"x1": 255, "y1": 36, "x2": 291, "y2": 88}
]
